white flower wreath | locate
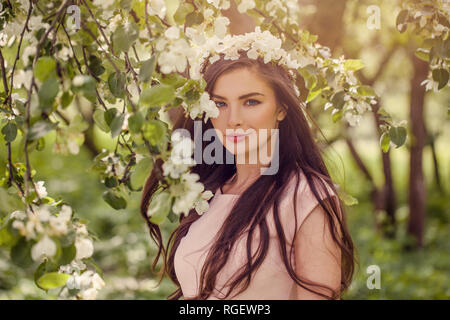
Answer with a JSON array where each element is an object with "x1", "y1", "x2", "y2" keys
[{"x1": 189, "y1": 26, "x2": 302, "y2": 98}]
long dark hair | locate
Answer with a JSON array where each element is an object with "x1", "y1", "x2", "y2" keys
[{"x1": 140, "y1": 52, "x2": 356, "y2": 300}]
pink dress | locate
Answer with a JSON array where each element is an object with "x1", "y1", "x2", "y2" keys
[{"x1": 174, "y1": 169, "x2": 338, "y2": 300}]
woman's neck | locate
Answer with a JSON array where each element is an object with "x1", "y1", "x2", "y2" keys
[{"x1": 222, "y1": 164, "x2": 268, "y2": 194}]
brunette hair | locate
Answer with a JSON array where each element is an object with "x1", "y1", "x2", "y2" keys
[{"x1": 140, "y1": 51, "x2": 356, "y2": 300}]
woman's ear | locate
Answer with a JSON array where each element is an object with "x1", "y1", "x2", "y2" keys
[{"x1": 277, "y1": 107, "x2": 287, "y2": 122}]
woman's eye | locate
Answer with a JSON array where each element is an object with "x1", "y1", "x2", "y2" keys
[
  {"x1": 214, "y1": 100, "x2": 260, "y2": 108},
  {"x1": 246, "y1": 99, "x2": 260, "y2": 106},
  {"x1": 215, "y1": 101, "x2": 226, "y2": 108}
]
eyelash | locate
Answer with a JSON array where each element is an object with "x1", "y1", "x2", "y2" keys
[{"x1": 214, "y1": 99, "x2": 261, "y2": 108}]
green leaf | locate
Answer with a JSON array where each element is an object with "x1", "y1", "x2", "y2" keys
[
  {"x1": 58, "y1": 244, "x2": 76, "y2": 266},
  {"x1": 128, "y1": 111, "x2": 144, "y2": 134},
  {"x1": 164, "y1": 0, "x2": 180, "y2": 25},
  {"x1": 415, "y1": 48, "x2": 430, "y2": 62},
  {"x1": 34, "y1": 260, "x2": 60, "y2": 291},
  {"x1": 2, "y1": 122, "x2": 17, "y2": 142},
  {"x1": 160, "y1": 72, "x2": 188, "y2": 89},
  {"x1": 138, "y1": 56, "x2": 157, "y2": 83},
  {"x1": 11, "y1": 237, "x2": 33, "y2": 267},
  {"x1": 111, "y1": 21, "x2": 139, "y2": 53},
  {"x1": 356, "y1": 85, "x2": 376, "y2": 97},
  {"x1": 142, "y1": 119, "x2": 167, "y2": 146},
  {"x1": 331, "y1": 109, "x2": 343, "y2": 123},
  {"x1": 104, "y1": 108, "x2": 118, "y2": 127},
  {"x1": 389, "y1": 126, "x2": 407, "y2": 148},
  {"x1": 110, "y1": 113, "x2": 125, "y2": 138},
  {"x1": 27, "y1": 121, "x2": 58, "y2": 141},
  {"x1": 432, "y1": 69, "x2": 449, "y2": 90},
  {"x1": 38, "y1": 77, "x2": 59, "y2": 110},
  {"x1": 34, "y1": 57, "x2": 56, "y2": 82},
  {"x1": 61, "y1": 91, "x2": 73, "y2": 109},
  {"x1": 185, "y1": 11, "x2": 204, "y2": 27},
  {"x1": 130, "y1": 157, "x2": 153, "y2": 190},
  {"x1": 93, "y1": 109, "x2": 110, "y2": 133},
  {"x1": 0, "y1": 224, "x2": 17, "y2": 247},
  {"x1": 105, "y1": 176, "x2": 118, "y2": 188},
  {"x1": 338, "y1": 189, "x2": 359, "y2": 206},
  {"x1": 103, "y1": 190, "x2": 127, "y2": 210},
  {"x1": 306, "y1": 88, "x2": 322, "y2": 103},
  {"x1": 396, "y1": 9, "x2": 409, "y2": 33},
  {"x1": 167, "y1": 208, "x2": 177, "y2": 223},
  {"x1": 139, "y1": 84, "x2": 176, "y2": 107},
  {"x1": 88, "y1": 55, "x2": 105, "y2": 77},
  {"x1": 331, "y1": 90, "x2": 346, "y2": 109},
  {"x1": 343, "y1": 59, "x2": 365, "y2": 71},
  {"x1": 36, "y1": 272, "x2": 70, "y2": 290},
  {"x1": 108, "y1": 72, "x2": 126, "y2": 98},
  {"x1": 72, "y1": 75, "x2": 96, "y2": 102},
  {"x1": 174, "y1": 2, "x2": 194, "y2": 25},
  {"x1": 148, "y1": 190, "x2": 172, "y2": 224},
  {"x1": 380, "y1": 132, "x2": 390, "y2": 153},
  {"x1": 298, "y1": 66, "x2": 318, "y2": 91},
  {"x1": 120, "y1": 0, "x2": 132, "y2": 10},
  {"x1": 36, "y1": 137, "x2": 45, "y2": 151}
]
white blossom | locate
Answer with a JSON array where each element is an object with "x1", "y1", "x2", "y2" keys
[
  {"x1": 172, "y1": 172, "x2": 205, "y2": 216},
  {"x1": 14, "y1": 69, "x2": 33, "y2": 89},
  {"x1": 214, "y1": 17, "x2": 230, "y2": 39},
  {"x1": 237, "y1": 0, "x2": 256, "y2": 13},
  {"x1": 194, "y1": 190, "x2": 214, "y2": 215},
  {"x1": 188, "y1": 92, "x2": 219, "y2": 123},
  {"x1": 147, "y1": 0, "x2": 166, "y2": 20},
  {"x1": 49, "y1": 205, "x2": 72, "y2": 236},
  {"x1": 421, "y1": 79, "x2": 439, "y2": 92},
  {"x1": 0, "y1": 32, "x2": 7, "y2": 47},
  {"x1": 164, "y1": 26, "x2": 180, "y2": 40},
  {"x1": 162, "y1": 132, "x2": 196, "y2": 179},
  {"x1": 31, "y1": 235, "x2": 57, "y2": 262},
  {"x1": 59, "y1": 260, "x2": 86, "y2": 274},
  {"x1": 75, "y1": 237, "x2": 94, "y2": 260},
  {"x1": 93, "y1": 0, "x2": 115, "y2": 10},
  {"x1": 344, "y1": 111, "x2": 362, "y2": 127},
  {"x1": 35, "y1": 181, "x2": 48, "y2": 198},
  {"x1": 56, "y1": 46, "x2": 72, "y2": 61},
  {"x1": 64, "y1": 269, "x2": 105, "y2": 300},
  {"x1": 207, "y1": 0, "x2": 230, "y2": 10},
  {"x1": 72, "y1": 75, "x2": 91, "y2": 87},
  {"x1": 185, "y1": 27, "x2": 206, "y2": 46}
]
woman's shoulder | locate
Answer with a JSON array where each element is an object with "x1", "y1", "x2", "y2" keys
[
  {"x1": 282, "y1": 168, "x2": 338, "y2": 204},
  {"x1": 274, "y1": 168, "x2": 340, "y2": 241}
]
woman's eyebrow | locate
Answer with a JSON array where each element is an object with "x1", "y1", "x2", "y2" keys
[{"x1": 211, "y1": 92, "x2": 265, "y2": 100}]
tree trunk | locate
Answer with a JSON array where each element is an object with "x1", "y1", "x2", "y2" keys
[
  {"x1": 407, "y1": 54, "x2": 428, "y2": 249},
  {"x1": 373, "y1": 103, "x2": 396, "y2": 237}
]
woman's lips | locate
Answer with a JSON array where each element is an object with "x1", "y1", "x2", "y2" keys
[{"x1": 226, "y1": 133, "x2": 250, "y2": 143}]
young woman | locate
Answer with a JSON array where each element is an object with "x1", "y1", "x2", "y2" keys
[{"x1": 140, "y1": 52, "x2": 356, "y2": 300}]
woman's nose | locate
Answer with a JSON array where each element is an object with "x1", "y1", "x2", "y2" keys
[{"x1": 227, "y1": 105, "x2": 243, "y2": 127}]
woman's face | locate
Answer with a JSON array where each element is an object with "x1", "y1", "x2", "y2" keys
[{"x1": 210, "y1": 67, "x2": 286, "y2": 164}]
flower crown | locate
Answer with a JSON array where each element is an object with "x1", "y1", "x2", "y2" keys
[{"x1": 190, "y1": 27, "x2": 302, "y2": 98}]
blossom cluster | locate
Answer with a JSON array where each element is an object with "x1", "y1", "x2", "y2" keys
[
  {"x1": 8, "y1": 202, "x2": 104, "y2": 299},
  {"x1": 162, "y1": 131, "x2": 214, "y2": 216},
  {"x1": 59, "y1": 260, "x2": 105, "y2": 300},
  {"x1": 172, "y1": 172, "x2": 214, "y2": 216}
]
